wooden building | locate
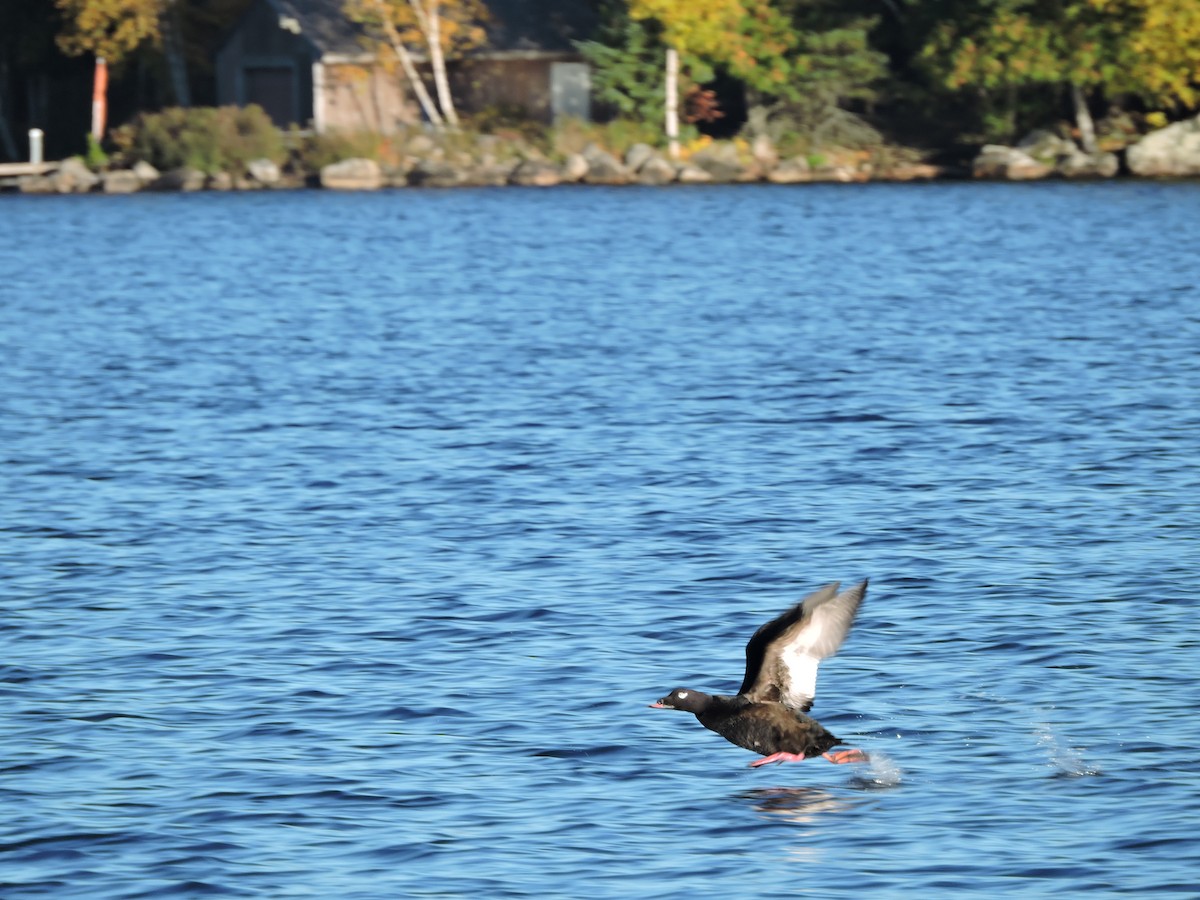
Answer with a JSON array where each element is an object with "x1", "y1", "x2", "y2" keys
[{"x1": 215, "y1": 0, "x2": 597, "y2": 133}]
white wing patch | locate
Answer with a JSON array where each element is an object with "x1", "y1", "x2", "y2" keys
[
  {"x1": 742, "y1": 579, "x2": 866, "y2": 713},
  {"x1": 776, "y1": 592, "x2": 858, "y2": 709},
  {"x1": 779, "y1": 649, "x2": 820, "y2": 711}
]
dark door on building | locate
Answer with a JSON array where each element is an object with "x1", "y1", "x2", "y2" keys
[{"x1": 244, "y1": 66, "x2": 296, "y2": 127}]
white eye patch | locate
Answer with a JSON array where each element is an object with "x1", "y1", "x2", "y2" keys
[{"x1": 678, "y1": 691, "x2": 689, "y2": 699}]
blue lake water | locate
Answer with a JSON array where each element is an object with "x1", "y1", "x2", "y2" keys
[{"x1": 2, "y1": 182, "x2": 1199, "y2": 897}]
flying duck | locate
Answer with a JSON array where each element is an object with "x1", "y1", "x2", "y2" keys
[{"x1": 650, "y1": 579, "x2": 870, "y2": 767}]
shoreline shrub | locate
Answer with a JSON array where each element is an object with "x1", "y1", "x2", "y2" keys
[{"x1": 116, "y1": 105, "x2": 286, "y2": 174}]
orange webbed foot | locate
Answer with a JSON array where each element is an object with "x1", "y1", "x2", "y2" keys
[
  {"x1": 749, "y1": 752, "x2": 807, "y2": 767},
  {"x1": 822, "y1": 748, "x2": 870, "y2": 764}
]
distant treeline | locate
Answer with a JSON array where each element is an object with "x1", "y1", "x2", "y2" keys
[{"x1": 2, "y1": 0, "x2": 1197, "y2": 160}]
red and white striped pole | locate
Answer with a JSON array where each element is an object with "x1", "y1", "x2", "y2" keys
[{"x1": 91, "y1": 56, "x2": 108, "y2": 141}]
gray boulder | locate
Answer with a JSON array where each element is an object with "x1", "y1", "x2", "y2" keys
[
  {"x1": 972, "y1": 145, "x2": 1051, "y2": 180},
  {"x1": 676, "y1": 163, "x2": 714, "y2": 184},
  {"x1": 624, "y1": 143, "x2": 657, "y2": 172},
  {"x1": 767, "y1": 156, "x2": 812, "y2": 184},
  {"x1": 381, "y1": 164, "x2": 409, "y2": 188},
  {"x1": 16, "y1": 175, "x2": 56, "y2": 194},
  {"x1": 690, "y1": 142, "x2": 755, "y2": 182},
  {"x1": 1058, "y1": 149, "x2": 1119, "y2": 178},
  {"x1": 152, "y1": 167, "x2": 207, "y2": 191},
  {"x1": 320, "y1": 157, "x2": 383, "y2": 190},
  {"x1": 465, "y1": 160, "x2": 518, "y2": 187},
  {"x1": 1017, "y1": 129, "x2": 1078, "y2": 162},
  {"x1": 131, "y1": 161, "x2": 160, "y2": 185},
  {"x1": 246, "y1": 158, "x2": 281, "y2": 186},
  {"x1": 1126, "y1": 114, "x2": 1200, "y2": 176},
  {"x1": 581, "y1": 144, "x2": 629, "y2": 184},
  {"x1": 882, "y1": 162, "x2": 943, "y2": 182},
  {"x1": 1017, "y1": 129, "x2": 1117, "y2": 178},
  {"x1": 635, "y1": 155, "x2": 677, "y2": 185},
  {"x1": 406, "y1": 158, "x2": 465, "y2": 188},
  {"x1": 509, "y1": 159, "x2": 562, "y2": 187},
  {"x1": 101, "y1": 169, "x2": 142, "y2": 193},
  {"x1": 810, "y1": 165, "x2": 859, "y2": 183},
  {"x1": 561, "y1": 153, "x2": 589, "y2": 183},
  {"x1": 52, "y1": 158, "x2": 99, "y2": 193}
]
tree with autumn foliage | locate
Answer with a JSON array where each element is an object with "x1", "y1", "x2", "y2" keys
[
  {"x1": 1109, "y1": 0, "x2": 1200, "y2": 109},
  {"x1": 55, "y1": 0, "x2": 194, "y2": 112},
  {"x1": 620, "y1": 0, "x2": 885, "y2": 145},
  {"x1": 55, "y1": 0, "x2": 159, "y2": 64},
  {"x1": 578, "y1": 9, "x2": 671, "y2": 123},
  {"x1": 344, "y1": 0, "x2": 488, "y2": 130},
  {"x1": 919, "y1": 0, "x2": 1200, "y2": 144},
  {"x1": 55, "y1": 0, "x2": 160, "y2": 139},
  {"x1": 627, "y1": 0, "x2": 795, "y2": 96}
]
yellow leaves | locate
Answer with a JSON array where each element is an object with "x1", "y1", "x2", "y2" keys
[
  {"x1": 924, "y1": 0, "x2": 1200, "y2": 111},
  {"x1": 629, "y1": 0, "x2": 745, "y2": 57},
  {"x1": 680, "y1": 133, "x2": 713, "y2": 160},
  {"x1": 629, "y1": 0, "x2": 804, "y2": 96},
  {"x1": 56, "y1": 0, "x2": 160, "y2": 61},
  {"x1": 1117, "y1": 0, "x2": 1200, "y2": 105},
  {"x1": 440, "y1": 17, "x2": 486, "y2": 49},
  {"x1": 345, "y1": 0, "x2": 487, "y2": 56},
  {"x1": 927, "y1": 9, "x2": 1065, "y2": 91}
]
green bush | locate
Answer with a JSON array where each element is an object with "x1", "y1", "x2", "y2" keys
[
  {"x1": 465, "y1": 104, "x2": 546, "y2": 144},
  {"x1": 292, "y1": 129, "x2": 386, "y2": 173},
  {"x1": 125, "y1": 105, "x2": 286, "y2": 174},
  {"x1": 84, "y1": 133, "x2": 109, "y2": 170},
  {"x1": 551, "y1": 117, "x2": 664, "y2": 158}
]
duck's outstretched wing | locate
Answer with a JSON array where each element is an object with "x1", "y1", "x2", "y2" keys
[{"x1": 738, "y1": 579, "x2": 868, "y2": 712}]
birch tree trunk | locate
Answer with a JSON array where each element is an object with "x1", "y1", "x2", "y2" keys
[
  {"x1": 410, "y1": 0, "x2": 458, "y2": 127},
  {"x1": 665, "y1": 47, "x2": 679, "y2": 160},
  {"x1": 1071, "y1": 83, "x2": 1097, "y2": 153},
  {"x1": 372, "y1": 0, "x2": 444, "y2": 128}
]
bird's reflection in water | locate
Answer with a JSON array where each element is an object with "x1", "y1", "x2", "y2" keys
[
  {"x1": 743, "y1": 786, "x2": 854, "y2": 824},
  {"x1": 740, "y1": 787, "x2": 855, "y2": 863}
]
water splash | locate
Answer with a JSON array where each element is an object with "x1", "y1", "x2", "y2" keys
[
  {"x1": 1034, "y1": 721, "x2": 1102, "y2": 777},
  {"x1": 848, "y1": 750, "x2": 904, "y2": 789}
]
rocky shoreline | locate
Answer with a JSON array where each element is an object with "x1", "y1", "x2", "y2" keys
[{"x1": 6, "y1": 114, "x2": 1199, "y2": 195}]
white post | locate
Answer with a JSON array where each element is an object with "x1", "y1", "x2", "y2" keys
[
  {"x1": 312, "y1": 61, "x2": 325, "y2": 133},
  {"x1": 665, "y1": 47, "x2": 680, "y2": 161},
  {"x1": 29, "y1": 128, "x2": 44, "y2": 164}
]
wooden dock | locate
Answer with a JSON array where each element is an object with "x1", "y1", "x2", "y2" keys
[{"x1": 0, "y1": 162, "x2": 57, "y2": 177}]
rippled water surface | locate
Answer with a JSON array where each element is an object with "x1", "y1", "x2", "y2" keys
[{"x1": 3, "y1": 182, "x2": 1199, "y2": 897}]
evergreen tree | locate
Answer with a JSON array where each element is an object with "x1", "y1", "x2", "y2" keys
[
  {"x1": 769, "y1": 0, "x2": 888, "y2": 144},
  {"x1": 619, "y1": 0, "x2": 887, "y2": 145},
  {"x1": 577, "y1": 5, "x2": 681, "y2": 124}
]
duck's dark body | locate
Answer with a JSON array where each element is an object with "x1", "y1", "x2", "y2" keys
[
  {"x1": 696, "y1": 694, "x2": 841, "y2": 759},
  {"x1": 650, "y1": 579, "x2": 870, "y2": 767}
]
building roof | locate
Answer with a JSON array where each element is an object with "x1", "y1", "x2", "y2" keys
[
  {"x1": 269, "y1": 0, "x2": 366, "y2": 56},
  {"x1": 242, "y1": 0, "x2": 597, "y2": 59},
  {"x1": 482, "y1": 0, "x2": 598, "y2": 54}
]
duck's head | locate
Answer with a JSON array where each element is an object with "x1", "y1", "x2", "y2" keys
[{"x1": 649, "y1": 688, "x2": 711, "y2": 713}]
